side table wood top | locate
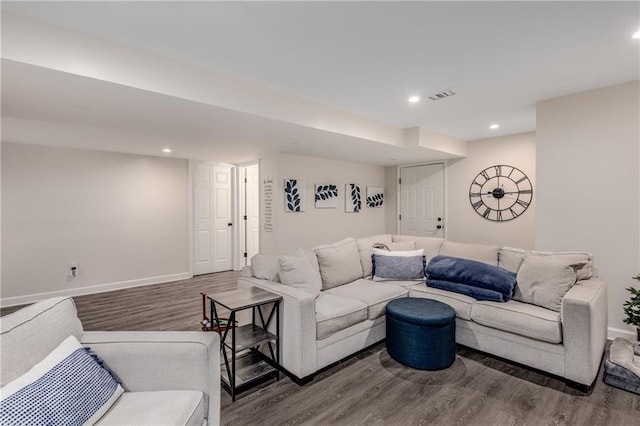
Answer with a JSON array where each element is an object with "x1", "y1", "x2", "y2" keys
[{"x1": 208, "y1": 287, "x2": 282, "y2": 311}]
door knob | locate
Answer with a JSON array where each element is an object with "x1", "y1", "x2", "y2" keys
[
  {"x1": 437, "y1": 217, "x2": 442, "y2": 222},
  {"x1": 436, "y1": 225, "x2": 442, "y2": 229},
  {"x1": 228, "y1": 223, "x2": 233, "y2": 227}
]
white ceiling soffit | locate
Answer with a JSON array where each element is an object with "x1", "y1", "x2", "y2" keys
[
  {"x1": 1, "y1": 59, "x2": 461, "y2": 165},
  {"x1": 2, "y1": 1, "x2": 639, "y2": 163},
  {"x1": 1, "y1": 12, "x2": 465, "y2": 165}
]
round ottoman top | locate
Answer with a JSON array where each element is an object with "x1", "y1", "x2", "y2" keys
[{"x1": 387, "y1": 298, "x2": 455, "y2": 326}]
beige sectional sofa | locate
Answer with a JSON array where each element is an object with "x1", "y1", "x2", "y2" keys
[{"x1": 239, "y1": 234, "x2": 607, "y2": 387}]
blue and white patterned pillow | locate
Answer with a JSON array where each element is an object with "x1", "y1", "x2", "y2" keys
[
  {"x1": 0, "y1": 335, "x2": 124, "y2": 426},
  {"x1": 372, "y1": 248, "x2": 426, "y2": 281}
]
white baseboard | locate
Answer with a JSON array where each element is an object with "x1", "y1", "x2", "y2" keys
[
  {"x1": 0, "y1": 272, "x2": 192, "y2": 308},
  {"x1": 608, "y1": 326, "x2": 638, "y2": 342}
]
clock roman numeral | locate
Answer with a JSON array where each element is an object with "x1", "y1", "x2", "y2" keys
[
  {"x1": 509, "y1": 208, "x2": 518, "y2": 218},
  {"x1": 516, "y1": 199, "x2": 529, "y2": 208},
  {"x1": 494, "y1": 165, "x2": 502, "y2": 176},
  {"x1": 515, "y1": 176, "x2": 528, "y2": 184},
  {"x1": 496, "y1": 210, "x2": 503, "y2": 221},
  {"x1": 470, "y1": 192, "x2": 482, "y2": 197},
  {"x1": 482, "y1": 207, "x2": 491, "y2": 218},
  {"x1": 480, "y1": 170, "x2": 490, "y2": 181},
  {"x1": 519, "y1": 189, "x2": 533, "y2": 194},
  {"x1": 472, "y1": 200, "x2": 483, "y2": 209}
]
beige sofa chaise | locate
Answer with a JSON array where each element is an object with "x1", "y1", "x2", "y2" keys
[
  {"x1": 239, "y1": 234, "x2": 607, "y2": 387},
  {"x1": 1, "y1": 297, "x2": 220, "y2": 425}
]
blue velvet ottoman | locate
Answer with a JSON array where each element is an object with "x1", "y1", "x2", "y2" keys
[{"x1": 386, "y1": 298, "x2": 456, "y2": 370}]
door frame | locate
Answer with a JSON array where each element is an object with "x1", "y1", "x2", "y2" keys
[
  {"x1": 188, "y1": 160, "x2": 238, "y2": 276},
  {"x1": 396, "y1": 161, "x2": 448, "y2": 237},
  {"x1": 236, "y1": 161, "x2": 259, "y2": 270}
]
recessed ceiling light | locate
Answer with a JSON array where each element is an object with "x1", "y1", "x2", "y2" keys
[
  {"x1": 489, "y1": 124, "x2": 500, "y2": 129},
  {"x1": 633, "y1": 30, "x2": 640, "y2": 39},
  {"x1": 162, "y1": 148, "x2": 172, "y2": 153},
  {"x1": 408, "y1": 96, "x2": 421, "y2": 103}
]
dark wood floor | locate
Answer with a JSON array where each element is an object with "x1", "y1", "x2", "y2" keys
[{"x1": 3, "y1": 272, "x2": 639, "y2": 425}]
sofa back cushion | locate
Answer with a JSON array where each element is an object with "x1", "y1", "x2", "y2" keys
[
  {"x1": 499, "y1": 247, "x2": 594, "y2": 281},
  {"x1": 250, "y1": 254, "x2": 282, "y2": 282},
  {"x1": 440, "y1": 241, "x2": 499, "y2": 266},
  {"x1": 393, "y1": 235, "x2": 444, "y2": 264},
  {"x1": 279, "y1": 249, "x2": 322, "y2": 296},
  {"x1": 355, "y1": 234, "x2": 392, "y2": 277},
  {"x1": 314, "y1": 238, "x2": 364, "y2": 289},
  {"x1": 1, "y1": 297, "x2": 84, "y2": 386},
  {"x1": 514, "y1": 255, "x2": 583, "y2": 312}
]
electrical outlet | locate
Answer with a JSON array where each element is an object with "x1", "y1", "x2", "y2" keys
[{"x1": 69, "y1": 262, "x2": 78, "y2": 278}]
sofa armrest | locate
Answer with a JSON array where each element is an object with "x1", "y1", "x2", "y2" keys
[
  {"x1": 81, "y1": 331, "x2": 220, "y2": 426},
  {"x1": 562, "y1": 278, "x2": 607, "y2": 385},
  {"x1": 238, "y1": 276, "x2": 317, "y2": 379}
]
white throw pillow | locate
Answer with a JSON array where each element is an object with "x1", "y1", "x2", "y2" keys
[
  {"x1": 0, "y1": 335, "x2": 124, "y2": 426},
  {"x1": 372, "y1": 248, "x2": 424, "y2": 257},
  {"x1": 279, "y1": 249, "x2": 322, "y2": 297},
  {"x1": 314, "y1": 238, "x2": 364, "y2": 289},
  {"x1": 393, "y1": 235, "x2": 444, "y2": 264},
  {"x1": 514, "y1": 255, "x2": 584, "y2": 312},
  {"x1": 387, "y1": 241, "x2": 416, "y2": 251}
]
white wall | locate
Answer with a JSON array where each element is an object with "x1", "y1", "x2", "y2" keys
[
  {"x1": 384, "y1": 133, "x2": 536, "y2": 248},
  {"x1": 536, "y1": 80, "x2": 640, "y2": 339},
  {"x1": 260, "y1": 153, "x2": 386, "y2": 253},
  {"x1": 1, "y1": 143, "x2": 190, "y2": 305},
  {"x1": 446, "y1": 132, "x2": 536, "y2": 248}
]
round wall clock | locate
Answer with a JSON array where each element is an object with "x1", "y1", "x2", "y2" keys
[{"x1": 469, "y1": 165, "x2": 533, "y2": 222}]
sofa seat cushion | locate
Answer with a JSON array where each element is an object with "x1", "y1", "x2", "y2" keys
[
  {"x1": 97, "y1": 391, "x2": 204, "y2": 426},
  {"x1": 376, "y1": 279, "x2": 423, "y2": 288},
  {"x1": 325, "y1": 279, "x2": 408, "y2": 319},
  {"x1": 315, "y1": 293, "x2": 368, "y2": 340},
  {"x1": 408, "y1": 285, "x2": 475, "y2": 320},
  {"x1": 470, "y1": 300, "x2": 562, "y2": 344}
]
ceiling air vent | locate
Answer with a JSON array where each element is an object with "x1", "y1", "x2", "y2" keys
[{"x1": 428, "y1": 90, "x2": 456, "y2": 101}]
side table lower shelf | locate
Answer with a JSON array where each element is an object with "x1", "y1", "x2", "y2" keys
[{"x1": 220, "y1": 351, "x2": 279, "y2": 392}]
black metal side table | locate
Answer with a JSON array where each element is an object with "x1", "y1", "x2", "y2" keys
[{"x1": 207, "y1": 287, "x2": 281, "y2": 401}]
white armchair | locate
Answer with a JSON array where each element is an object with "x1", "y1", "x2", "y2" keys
[{"x1": 1, "y1": 297, "x2": 220, "y2": 426}]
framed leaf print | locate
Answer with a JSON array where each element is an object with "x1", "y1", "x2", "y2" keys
[
  {"x1": 315, "y1": 184, "x2": 338, "y2": 208},
  {"x1": 366, "y1": 186, "x2": 384, "y2": 208},
  {"x1": 284, "y1": 179, "x2": 305, "y2": 212},
  {"x1": 345, "y1": 183, "x2": 361, "y2": 212}
]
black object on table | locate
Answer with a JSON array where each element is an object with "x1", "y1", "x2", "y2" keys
[{"x1": 207, "y1": 287, "x2": 282, "y2": 401}]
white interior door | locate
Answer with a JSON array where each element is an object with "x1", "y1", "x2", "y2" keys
[
  {"x1": 400, "y1": 163, "x2": 444, "y2": 237},
  {"x1": 245, "y1": 164, "x2": 260, "y2": 264},
  {"x1": 194, "y1": 163, "x2": 233, "y2": 275}
]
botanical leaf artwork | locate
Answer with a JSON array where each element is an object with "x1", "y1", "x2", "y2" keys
[
  {"x1": 284, "y1": 179, "x2": 305, "y2": 212},
  {"x1": 315, "y1": 184, "x2": 338, "y2": 208},
  {"x1": 345, "y1": 183, "x2": 361, "y2": 212},
  {"x1": 366, "y1": 187, "x2": 384, "y2": 208}
]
